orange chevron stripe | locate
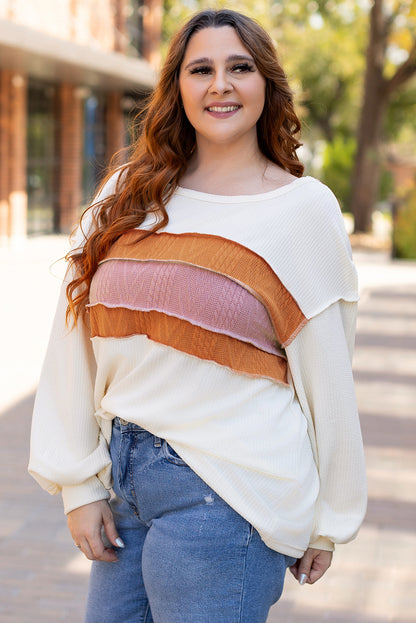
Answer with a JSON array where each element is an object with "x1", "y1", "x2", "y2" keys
[
  {"x1": 104, "y1": 230, "x2": 307, "y2": 347},
  {"x1": 89, "y1": 305, "x2": 288, "y2": 384}
]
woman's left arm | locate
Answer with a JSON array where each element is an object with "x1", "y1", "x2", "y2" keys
[{"x1": 285, "y1": 300, "x2": 367, "y2": 579}]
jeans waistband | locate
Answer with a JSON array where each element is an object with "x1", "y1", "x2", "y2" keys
[
  {"x1": 114, "y1": 416, "x2": 145, "y2": 429},
  {"x1": 113, "y1": 417, "x2": 161, "y2": 447}
]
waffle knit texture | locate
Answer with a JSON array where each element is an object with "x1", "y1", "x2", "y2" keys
[{"x1": 29, "y1": 174, "x2": 367, "y2": 558}]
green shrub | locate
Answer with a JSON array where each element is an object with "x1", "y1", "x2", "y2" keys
[
  {"x1": 320, "y1": 136, "x2": 394, "y2": 212},
  {"x1": 321, "y1": 136, "x2": 356, "y2": 211},
  {"x1": 379, "y1": 168, "x2": 394, "y2": 202},
  {"x1": 393, "y1": 188, "x2": 416, "y2": 259}
]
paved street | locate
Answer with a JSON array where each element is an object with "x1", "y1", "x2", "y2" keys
[{"x1": 0, "y1": 237, "x2": 415, "y2": 622}]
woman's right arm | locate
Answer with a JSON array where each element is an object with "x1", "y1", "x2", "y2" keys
[
  {"x1": 28, "y1": 262, "x2": 112, "y2": 513},
  {"x1": 28, "y1": 262, "x2": 125, "y2": 560}
]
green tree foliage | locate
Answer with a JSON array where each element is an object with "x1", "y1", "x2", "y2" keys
[{"x1": 273, "y1": 1, "x2": 366, "y2": 144}]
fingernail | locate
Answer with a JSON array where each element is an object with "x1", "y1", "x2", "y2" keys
[
  {"x1": 115, "y1": 537, "x2": 125, "y2": 548},
  {"x1": 299, "y1": 573, "x2": 308, "y2": 585}
]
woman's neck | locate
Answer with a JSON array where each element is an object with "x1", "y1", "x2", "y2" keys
[
  {"x1": 180, "y1": 142, "x2": 268, "y2": 195},
  {"x1": 180, "y1": 141, "x2": 294, "y2": 196}
]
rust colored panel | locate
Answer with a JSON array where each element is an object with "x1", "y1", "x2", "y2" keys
[{"x1": 90, "y1": 305, "x2": 288, "y2": 385}]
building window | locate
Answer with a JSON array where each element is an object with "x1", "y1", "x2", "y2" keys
[
  {"x1": 82, "y1": 93, "x2": 107, "y2": 207},
  {"x1": 27, "y1": 82, "x2": 57, "y2": 235}
]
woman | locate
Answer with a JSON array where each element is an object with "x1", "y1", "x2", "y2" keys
[{"x1": 29, "y1": 9, "x2": 367, "y2": 623}]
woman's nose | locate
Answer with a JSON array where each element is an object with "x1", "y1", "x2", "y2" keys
[{"x1": 208, "y1": 70, "x2": 233, "y2": 95}]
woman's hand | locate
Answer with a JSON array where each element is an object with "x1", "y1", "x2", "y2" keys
[
  {"x1": 289, "y1": 548, "x2": 333, "y2": 585},
  {"x1": 67, "y1": 499, "x2": 124, "y2": 562}
]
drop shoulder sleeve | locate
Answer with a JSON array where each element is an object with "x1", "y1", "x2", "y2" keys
[
  {"x1": 28, "y1": 263, "x2": 112, "y2": 514},
  {"x1": 285, "y1": 299, "x2": 367, "y2": 551}
]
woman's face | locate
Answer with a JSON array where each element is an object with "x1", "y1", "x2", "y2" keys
[{"x1": 179, "y1": 26, "x2": 266, "y2": 149}]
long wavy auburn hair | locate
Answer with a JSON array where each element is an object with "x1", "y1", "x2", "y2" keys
[{"x1": 66, "y1": 8, "x2": 304, "y2": 324}]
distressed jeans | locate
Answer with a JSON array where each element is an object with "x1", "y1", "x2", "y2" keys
[{"x1": 85, "y1": 418, "x2": 296, "y2": 623}]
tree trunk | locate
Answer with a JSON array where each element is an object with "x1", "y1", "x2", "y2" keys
[
  {"x1": 350, "y1": 82, "x2": 387, "y2": 232},
  {"x1": 351, "y1": 0, "x2": 388, "y2": 233}
]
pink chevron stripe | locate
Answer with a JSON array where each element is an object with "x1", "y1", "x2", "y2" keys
[{"x1": 89, "y1": 259, "x2": 283, "y2": 357}]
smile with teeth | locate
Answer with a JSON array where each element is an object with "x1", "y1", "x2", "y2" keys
[{"x1": 206, "y1": 105, "x2": 241, "y2": 112}]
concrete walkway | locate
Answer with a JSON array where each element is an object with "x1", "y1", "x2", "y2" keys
[{"x1": 0, "y1": 237, "x2": 415, "y2": 622}]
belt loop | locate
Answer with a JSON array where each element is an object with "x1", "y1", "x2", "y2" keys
[{"x1": 154, "y1": 435, "x2": 162, "y2": 448}]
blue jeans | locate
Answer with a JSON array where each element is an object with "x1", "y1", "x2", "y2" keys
[{"x1": 85, "y1": 418, "x2": 296, "y2": 623}]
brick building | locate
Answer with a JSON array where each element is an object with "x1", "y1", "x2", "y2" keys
[{"x1": 0, "y1": 0, "x2": 162, "y2": 245}]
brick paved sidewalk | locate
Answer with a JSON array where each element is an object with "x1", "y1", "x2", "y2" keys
[{"x1": 0, "y1": 239, "x2": 415, "y2": 622}]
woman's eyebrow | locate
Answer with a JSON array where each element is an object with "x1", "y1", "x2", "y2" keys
[
  {"x1": 183, "y1": 54, "x2": 254, "y2": 71},
  {"x1": 184, "y1": 57, "x2": 211, "y2": 70},
  {"x1": 227, "y1": 54, "x2": 254, "y2": 63}
]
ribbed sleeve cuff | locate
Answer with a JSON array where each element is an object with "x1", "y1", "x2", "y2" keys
[
  {"x1": 62, "y1": 476, "x2": 111, "y2": 515},
  {"x1": 308, "y1": 536, "x2": 335, "y2": 552}
]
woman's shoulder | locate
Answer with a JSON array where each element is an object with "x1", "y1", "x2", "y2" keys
[
  {"x1": 273, "y1": 176, "x2": 352, "y2": 265},
  {"x1": 293, "y1": 174, "x2": 337, "y2": 200},
  {"x1": 263, "y1": 168, "x2": 341, "y2": 216},
  {"x1": 291, "y1": 176, "x2": 344, "y2": 224}
]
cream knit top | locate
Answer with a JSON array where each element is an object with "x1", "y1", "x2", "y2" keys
[{"x1": 29, "y1": 175, "x2": 367, "y2": 558}]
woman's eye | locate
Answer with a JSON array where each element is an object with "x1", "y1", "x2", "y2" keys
[
  {"x1": 188, "y1": 63, "x2": 255, "y2": 76},
  {"x1": 231, "y1": 63, "x2": 255, "y2": 73},
  {"x1": 189, "y1": 66, "x2": 212, "y2": 75}
]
